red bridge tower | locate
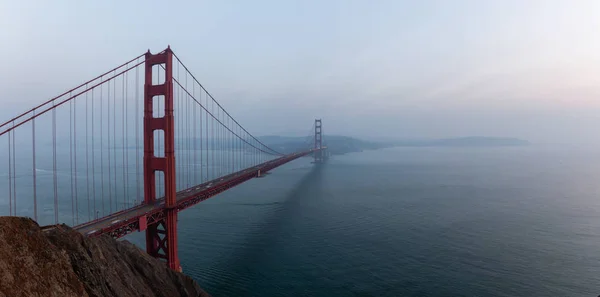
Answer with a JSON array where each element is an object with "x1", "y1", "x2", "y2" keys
[
  {"x1": 314, "y1": 119, "x2": 323, "y2": 163},
  {"x1": 143, "y1": 47, "x2": 181, "y2": 271}
]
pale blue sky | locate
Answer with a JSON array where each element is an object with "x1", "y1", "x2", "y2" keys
[{"x1": 1, "y1": 0, "x2": 600, "y2": 143}]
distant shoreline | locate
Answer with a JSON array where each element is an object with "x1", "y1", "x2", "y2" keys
[
  {"x1": 390, "y1": 137, "x2": 530, "y2": 148},
  {"x1": 258, "y1": 135, "x2": 529, "y2": 156}
]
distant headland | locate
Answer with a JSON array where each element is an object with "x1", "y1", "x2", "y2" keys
[{"x1": 258, "y1": 135, "x2": 529, "y2": 155}]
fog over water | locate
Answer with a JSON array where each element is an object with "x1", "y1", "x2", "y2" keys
[{"x1": 3, "y1": 1, "x2": 600, "y2": 296}]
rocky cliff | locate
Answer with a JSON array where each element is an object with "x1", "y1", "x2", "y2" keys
[{"x1": 0, "y1": 217, "x2": 210, "y2": 297}]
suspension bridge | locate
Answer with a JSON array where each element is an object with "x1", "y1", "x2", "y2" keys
[{"x1": 0, "y1": 46, "x2": 326, "y2": 271}]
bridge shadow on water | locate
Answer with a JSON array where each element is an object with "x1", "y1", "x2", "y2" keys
[{"x1": 206, "y1": 162, "x2": 326, "y2": 296}]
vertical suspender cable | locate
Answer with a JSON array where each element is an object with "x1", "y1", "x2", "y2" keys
[
  {"x1": 193, "y1": 82, "x2": 197, "y2": 185},
  {"x1": 92, "y1": 88, "x2": 96, "y2": 219},
  {"x1": 9, "y1": 124, "x2": 14, "y2": 217},
  {"x1": 242, "y1": 130, "x2": 244, "y2": 169},
  {"x1": 136, "y1": 60, "x2": 141, "y2": 204},
  {"x1": 100, "y1": 77, "x2": 105, "y2": 215},
  {"x1": 188, "y1": 75, "x2": 192, "y2": 186},
  {"x1": 221, "y1": 112, "x2": 223, "y2": 171},
  {"x1": 8, "y1": 128, "x2": 11, "y2": 216},
  {"x1": 229, "y1": 117, "x2": 232, "y2": 173},
  {"x1": 122, "y1": 70, "x2": 126, "y2": 207},
  {"x1": 185, "y1": 69, "x2": 190, "y2": 187},
  {"x1": 32, "y1": 110, "x2": 37, "y2": 221},
  {"x1": 12, "y1": 123, "x2": 16, "y2": 216},
  {"x1": 125, "y1": 70, "x2": 130, "y2": 206},
  {"x1": 229, "y1": 117, "x2": 231, "y2": 173},
  {"x1": 206, "y1": 90, "x2": 209, "y2": 181},
  {"x1": 113, "y1": 70, "x2": 117, "y2": 212},
  {"x1": 74, "y1": 95, "x2": 79, "y2": 224},
  {"x1": 179, "y1": 63, "x2": 183, "y2": 188},
  {"x1": 69, "y1": 100, "x2": 74, "y2": 225},
  {"x1": 108, "y1": 79, "x2": 112, "y2": 213},
  {"x1": 175, "y1": 78, "x2": 179, "y2": 190},
  {"x1": 53, "y1": 102, "x2": 58, "y2": 224},
  {"x1": 86, "y1": 86, "x2": 90, "y2": 221},
  {"x1": 216, "y1": 106, "x2": 219, "y2": 178},
  {"x1": 212, "y1": 98, "x2": 215, "y2": 180},
  {"x1": 199, "y1": 89, "x2": 203, "y2": 184},
  {"x1": 174, "y1": 79, "x2": 178, "y2": 190},
  {"x1": 231, "y1": 117, "x2": 233, "y2": 173},
  {"x1": 237, "y1": 125, "x2": 239, "y2": 171},
  {"x1": 174, "y1": 63, "x2": 178, "y2": 189},
  {"x1": 221, "y1": 108, "x2": 223, "y2": 176},
  {"x1": 69, "y1": 99, "x2": 75, "y2": 225},
  {"x1": 218, "y1": 107, "x2": 221, "y2": 177},
  {"x1": 223, "y1": 111, "x2": 226, "y2": 174}
]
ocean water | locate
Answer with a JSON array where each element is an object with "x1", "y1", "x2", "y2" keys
[
  {"x1": 4, "y1": 144, "x2": 600, "y2": 296},
  {"x1": 146, "y1": 145, "x2": 600, "y2": 297}
]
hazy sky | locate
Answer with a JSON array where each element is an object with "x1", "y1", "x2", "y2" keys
[{"x1": 2, "y1": 0, "x2": 600, "y2": 144}]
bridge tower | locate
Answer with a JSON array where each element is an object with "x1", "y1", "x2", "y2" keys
[
  {"x1": 314, "y1": 119, "x2": 323, "y2": 163},
  {"x1": 143, "y1": 47, "x2": 181, "y2": 271}
]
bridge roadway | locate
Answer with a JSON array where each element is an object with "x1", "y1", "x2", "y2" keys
[{"x1": 74, "y1": 149, "x2": 319, "y2": 239}]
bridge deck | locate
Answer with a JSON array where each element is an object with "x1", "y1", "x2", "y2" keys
[{"x1": 74, "y1": 150, "x2": 318, "y2": 238}]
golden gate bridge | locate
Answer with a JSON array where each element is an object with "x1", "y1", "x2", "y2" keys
[{"x1": 0, "y1": 46, "x2": 325, "y2": 271}]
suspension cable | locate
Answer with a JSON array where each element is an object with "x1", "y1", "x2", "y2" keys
[{"x1": 171, "y1": 52, "x2": 283, "y2": 155}]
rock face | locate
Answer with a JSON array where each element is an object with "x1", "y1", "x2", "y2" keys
[{"x1": 0, "y1": 217, "x2": 210, "y2": 297}]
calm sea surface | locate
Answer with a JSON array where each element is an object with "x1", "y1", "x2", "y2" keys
[
  {"x1": 5, "y1": 145, "x2": 600, "y2": 296},
  {"x1": 164, "y1": 146, "x2": 600, "y2": 296}
]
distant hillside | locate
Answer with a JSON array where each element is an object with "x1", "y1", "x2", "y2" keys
[
  {"x1": 392, "y1": 137, "x2": 530, "y2": 147},
  {"x1": 258, "y1": 135, "x2": 529, "y2": 156},
  {"x1": 258, "y1": 135, "x2": 386, "y2": 155}
]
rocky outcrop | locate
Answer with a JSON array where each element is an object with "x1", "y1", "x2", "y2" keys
[{"x1": 0, "y1": 217, "x2": 210, "y2": 297}]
